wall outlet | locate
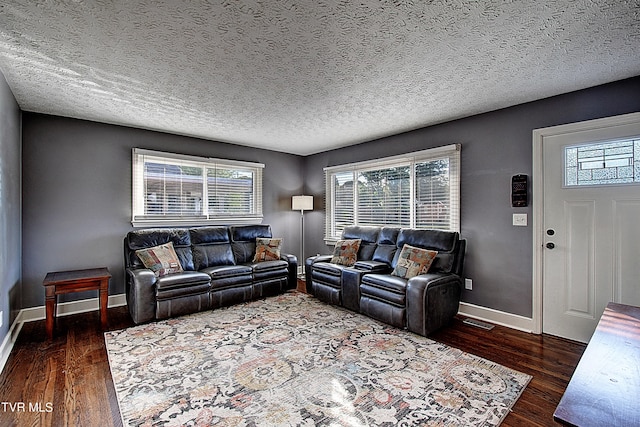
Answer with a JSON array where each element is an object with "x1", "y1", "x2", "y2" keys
[
  {"x1": 0, "y1": 311, "x2": 3, "y2": 328},
  {"x1": 465, "y1": 278, "x2": 473, "y2": 290},
  {"x1": 512, "y1": 213, "x2": 528, "y2": 226}
]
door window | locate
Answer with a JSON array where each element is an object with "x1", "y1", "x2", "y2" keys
[{"x1": 564, "y1": 138, "x2": 640, "y2": 187}]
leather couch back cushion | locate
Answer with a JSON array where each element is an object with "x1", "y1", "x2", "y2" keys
[
  {"x1": 231, "y1": 225, "x2": 272, "y2": 241},
  {"x1": 394, "y1": 229, "x2": 459, "y2": 273},
  {"x1": 189, "y1": 227, "x2": 234, "y2": 270},
  {"x1": 127, "y1": 228, "x2": 194, "y2": 270},
  {"x1": 342, "y1": 226, "x2": 380, "y2": 261},
  {"x1": 343, "y1": 226, "x2": 379, "y2": 243},
  {"x1": 192, "y1": 244, "x2": 235, "y2": 270},
  {"x1": 372, "y1": 227, "x2": 400, "y2": 264},
  {"x1": 231, "y1": 225, "x2": 273, "y2": 264},
  {"x1": 189, "y1": 226, "x2": 230, "y2": 244}
]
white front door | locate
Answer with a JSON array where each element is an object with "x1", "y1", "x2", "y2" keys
[{"x1": 537, "y1": 114, "x2": 640, "y2": 343}]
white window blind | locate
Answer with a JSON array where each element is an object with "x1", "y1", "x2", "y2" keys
[
  {"x1": 132, "y1": 148, "x2": 263, "y2": 227},
  {"x1": 325, "y1": 144, "x2": 460, "y2": 241}
]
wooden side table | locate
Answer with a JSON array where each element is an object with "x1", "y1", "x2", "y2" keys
[{"x1": 43, "y1": 267, "x2": 111, "y2": 339}]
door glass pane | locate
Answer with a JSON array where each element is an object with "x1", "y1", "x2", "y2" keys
[{"x1": 565, "y1": 139, "x2": 640, "y2": 187}]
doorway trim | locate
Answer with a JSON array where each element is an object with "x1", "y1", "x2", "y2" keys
[{"x1": 532, "y1": 112, "x2": 640, "y2": 335}]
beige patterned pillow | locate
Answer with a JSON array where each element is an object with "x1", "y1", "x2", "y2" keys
[
  {"x1": 391, "y1": 244, "x2": 438, "y2": 279},
  {"x1": 330, "y1": 239, "x2": 361, "y2": 266},
  {"x1": 253, "y1": 238, "x2": 283, "y2": 262},
  {"x1": 135, "y1": 242, "x2": 183, "y2": 277}
]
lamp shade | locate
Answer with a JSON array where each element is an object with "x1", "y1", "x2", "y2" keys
[{"x1": 292, "y1": 195, "x2": 313, "y2": 211}]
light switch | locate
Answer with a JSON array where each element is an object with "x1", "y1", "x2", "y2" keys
[{"x1": 513, "y1": 213, "x2": 528, "y2": 226}]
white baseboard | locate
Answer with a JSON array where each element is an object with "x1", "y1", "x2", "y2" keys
[
  {"x1": 458, "y1": 302, "x2": 535, "y2": 333},
  {"x1": 0, "y1": 293, "x2": 127, "y2": 374},
  {"x1": 18, "y1": 293, "x2": 127, "y2": 323},
  {"x1": 0, "y1": 312, "x2": 25, "y2": 377}
]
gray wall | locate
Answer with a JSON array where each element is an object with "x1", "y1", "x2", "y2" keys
[
  {"x1": 21, "y1": 114, "x2": 304, "y2": 308},
  {"x1": 303, "y1": 77, "x2": 640, "y2": 318},
  {"x1": 16, "y1": 76, "x2": 640, "y2": 319},
  {"x1": 0, "y1": 71, "x2": 22, "y2": 341}
]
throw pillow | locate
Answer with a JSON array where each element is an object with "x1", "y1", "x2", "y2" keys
[
  {"x1": 391, "y1": 244, "x2": 438, "y2": 279},
  {"x1": 253, "y1": 238, "x2": 283, "y2": 262},
  {"x1": 330, "y1": 239, "x2": 361, "y2": 266},
  {"x1": 135, "y1": 242, "x2": 184, "y2": 277}
]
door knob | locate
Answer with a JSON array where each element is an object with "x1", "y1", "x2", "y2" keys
[{"x1": 546, "y1": 242, "x2": 555, "y2": 249}]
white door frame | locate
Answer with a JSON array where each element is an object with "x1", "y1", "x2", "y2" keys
[{"x1": 531, "y1": 112, "x2": 640, "y2": 335}]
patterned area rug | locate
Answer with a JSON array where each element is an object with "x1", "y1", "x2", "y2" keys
[{"x1": 105, "y1": 291, "x2": 531, "y2": 426}]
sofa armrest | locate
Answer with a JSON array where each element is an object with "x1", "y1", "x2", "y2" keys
[
  {"x1": 307, "y1": 254, "x2": 332, "y2": 265},
  {"x1": 280, "y1": 253, "x2": 298, "y2": 290},
  {"x1": 125, "y1": 268, "x2": 158, "y2": 324},
  {"x1": 353, "y1": 260, "x2": 392, "y2": 273},
  {"x1": 305, "y1": 255, "x2": 332, "y2": 293},
  {"x1": 406, "y1": 273, "x2": 462, "y2": 336}
]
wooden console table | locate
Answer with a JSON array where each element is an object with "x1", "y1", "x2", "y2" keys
[
  {"x1": 43, "y1": 267, "x2": 111, "y2": 339},
  {"x1": 554, "y1": 302, "x2": 640, "y2": 426}
]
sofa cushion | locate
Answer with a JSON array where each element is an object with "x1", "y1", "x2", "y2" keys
[
  {"x1": 135, "y1": 242, "x2": 184, "y2": 277},
  {"x1": 253, "y1": 238, "x2": 282, "y2": 262},
  {"x1": 155, "y1": 271, "x2": 211, "y2": 292},
  {"x1": 189, "y1": 226, "x2": 235, "y2": 270},
  {"x1": 330, "y1": 239, "x2": 361, "y2": 266},
  {"x1": 189, "y1": 226, "x2": 230, "y2": 245},
  {"x1": 156, "y1": 271, "x2": 211, "y2": 301},
  {"x1": 231, "y1": 224, "x2": 273, "y2": 241},
  {"x1": 394, "y1": 229, "x2": 459, "y2": 273},
  {"x1": 204, "y1": 265, "x2": 253, "y2": 290},
  {"x1": 391, "y1": 244, "x2": 437, "y2": 279},
  {"x1": 343, "y1": 225, "x2": 380, "y2": 260},
  {"x1": 313, "y1": 261, "x2": 345, "y2": 277},
  {"x1": 192, "y1": 244, "x2": 235, "y2": 270},
  {"x1": 127, "y1": 228, "x2": 194, "y2": 270},
  {"x1": 250, "y1": 259, "x2": 289, "y2": 272},
  {"x1": 128, "y1": 228, "x2": 191, "y2": 249},
  {"x1": 311, "y1": 261, "x2": 346, "y2": 289},
  {"x1": 230, "y1": 225, "x2": 273, "y2": 264},
  {"x1": 250, "y1": 260, "x2": 289, "y2": 281},
  {"x1": 371, "y1": 227, "x2": 400, "y2": 265},
  {"x1": 361, "y1": 273, "x2": 408, "y2": 295},
  {"x1": 202, "y1": 265, "x2": 252, "y2": 279}
]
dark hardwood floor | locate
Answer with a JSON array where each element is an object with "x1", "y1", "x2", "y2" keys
[{"x1": 0, "y1": 292, "x2": 585, "y2": 426}]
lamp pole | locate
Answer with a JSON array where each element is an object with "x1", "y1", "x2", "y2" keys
[
  {"x1": 292, "y1": 195, "x2": 313, "y2": 277},
  {"x1": 300, "y1": 208, "x2": 305, "y2": 278}
]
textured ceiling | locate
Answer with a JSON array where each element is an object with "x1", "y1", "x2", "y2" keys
[{"x1": 1, "y1": 1, "x2": 639, "y2": 155}]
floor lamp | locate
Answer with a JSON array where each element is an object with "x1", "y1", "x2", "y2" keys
[{"x1": 292, "y1": 195, "x2": 313, "y2": 277}]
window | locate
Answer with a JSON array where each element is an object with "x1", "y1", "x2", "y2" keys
[
  {"x1": 564, "y1": 138, "x2": 640, "y2": 187},
  {"x1": 325, "y1": 144, "x2": 460, "y2": 241},
  {"x1": 132, "y1": 148, "x2": 263, "y2": 226}
]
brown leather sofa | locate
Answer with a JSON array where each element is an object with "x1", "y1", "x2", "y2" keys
[
  {"x1": 305, "y1": 226, "x2": 465, "y2": 336},
  {"x1": 124, "y1": 225, "x2": 297, "y2": 324}
]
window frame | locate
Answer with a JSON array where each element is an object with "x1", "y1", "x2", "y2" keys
[
  {"x1": 132, "y1": 148, "x2": 264, "y2": 227},
  {"x1": 324, "y1": 144, "x2": 460, "y2": 243}
]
